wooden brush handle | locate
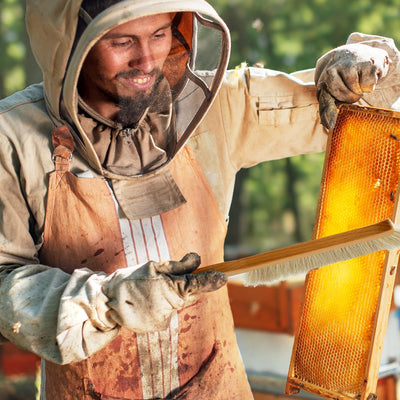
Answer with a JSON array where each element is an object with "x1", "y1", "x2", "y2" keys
[{"x1": 194, "y1": 219, "x2": 396, "y2": 277}]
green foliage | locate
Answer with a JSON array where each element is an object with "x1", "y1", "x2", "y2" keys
[
  {"x1": 237, "y1": 153, "x2": 324, "y2": 252},
  {"x1": 0, "y1": 0, "x2": 26, "y2": 96},
  {"x1": 209, "y1": 0, "x2": 400, "y2": 253},
  {"x1": 211, "y1": 0, "x2": 400, "y2": 72}
]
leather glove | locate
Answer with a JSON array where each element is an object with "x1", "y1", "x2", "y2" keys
[
  {"x1": 315, "y1": 43, "x2": 392, "y2": 129},
  {"x1": 103, "y1": 253, "x2": 227, "y2": 333}
]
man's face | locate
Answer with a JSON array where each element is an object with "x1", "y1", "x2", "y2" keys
[{"x1": 79, "y1": 13, "x2": 173, "y2": 121}]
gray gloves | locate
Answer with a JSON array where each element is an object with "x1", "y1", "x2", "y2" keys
[
  {"x1": 0, "y1": 254, "x2": 225, "y2": 364},
  {"x1": 315, "y1": 43, "x2": 391, "y2": 129},
  {"x1": 103, "y1": 253, "x2": 227, "y2": 333}
]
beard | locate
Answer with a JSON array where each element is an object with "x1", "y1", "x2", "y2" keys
[
  {"x1": 104, "y1": 68, "x2": 169, "y2": 128},
  {"x1": 116, "y1": 92, "x2": 153, "y2": 128}
]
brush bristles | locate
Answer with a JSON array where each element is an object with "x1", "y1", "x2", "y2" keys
[{"x1": 243, "y1": 228, "x2": 400, "y2": 286}]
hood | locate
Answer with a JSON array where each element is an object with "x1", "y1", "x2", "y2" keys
[{"x1": 26, "y1": 0, "x2": 231, "y2": 178}]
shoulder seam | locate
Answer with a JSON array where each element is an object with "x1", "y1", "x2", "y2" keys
[{"x1": 0, "y1": 97, "x2": 45, "y2": 116}]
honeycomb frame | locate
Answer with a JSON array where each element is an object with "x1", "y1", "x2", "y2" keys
[{"x1": 286, "y1": 104, "x2": 400, "y2": 400}]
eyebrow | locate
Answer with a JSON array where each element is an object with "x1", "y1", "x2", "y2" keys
[{"x1": 103, "y1": 22, "x2": 172, "y2": 40}]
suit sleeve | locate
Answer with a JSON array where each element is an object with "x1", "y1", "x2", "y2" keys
[{"x1": 0, "y1": 131, "x2": 119, "y2": 365}]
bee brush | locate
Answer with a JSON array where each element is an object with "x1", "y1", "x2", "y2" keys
[{"x1": 195, "y1": 219, "x2": 400, "y2": 285}]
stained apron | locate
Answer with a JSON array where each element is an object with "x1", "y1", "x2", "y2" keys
[{"x1": 39, "y1": 126, "x2": 252, "y2": 399}]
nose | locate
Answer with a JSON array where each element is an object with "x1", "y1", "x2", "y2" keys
[{"x1": 128, "y1": 41, "x2": 155, "y2": 73}]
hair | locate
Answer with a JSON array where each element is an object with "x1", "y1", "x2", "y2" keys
[
  {"x1": 73, "y1": 0, "x2": 123, "y2": 53},
  {"x1": 80, "y1": 0, "x2": 123, "y2": 19},
  {"x1": 74, "y1": 1, "x2": 186, "y2": 55}
]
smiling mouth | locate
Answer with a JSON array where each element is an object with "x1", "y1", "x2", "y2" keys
[
  {"x1": 133, "y1": 76, "x2": 151, "y2": 85},
  {"x1": 120, "y1": 74, "x2": 154, "y2": 91}
]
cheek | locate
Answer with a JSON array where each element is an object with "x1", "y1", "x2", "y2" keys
[
  {"x1": 85, "y1": 46, "x2": 128, "y2": 78},
  {"x1": 101, "y1": 58, "x2": 124, "y2": 76}
]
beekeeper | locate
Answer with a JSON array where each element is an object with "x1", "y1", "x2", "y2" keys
[{"x1": 0, "y1": 0, "x2": 398, "y2": 399}]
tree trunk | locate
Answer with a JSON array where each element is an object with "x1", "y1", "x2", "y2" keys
[
  {"x1": 285, "y1": 158, "x2": 303, "y2": 243},
  {"x1": 225, "y1": 168, "x2": 248, "y2": 255}
]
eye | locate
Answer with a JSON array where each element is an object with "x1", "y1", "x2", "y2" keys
[
  {"x1": 153, "y1": 27, "x2": 171, "y2": 41},
  {"x1": 111, "y1": 38, "x2": 132, "y2": 48},
  {"x1": 154, "y1": 32, "x2": 166, "y2": 40}
]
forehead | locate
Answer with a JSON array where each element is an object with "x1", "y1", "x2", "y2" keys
[{"x1": 102, "y1": 13, "x2": 173, "y2": 39}]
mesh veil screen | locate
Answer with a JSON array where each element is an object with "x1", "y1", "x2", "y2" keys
[{"x1": 286, "y1": 105, "x2": 400, "y2": 399}]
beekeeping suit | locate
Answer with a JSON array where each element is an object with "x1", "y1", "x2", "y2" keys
[{"x1": 0, "y1": 0, "x2": 399, "y2": 399}]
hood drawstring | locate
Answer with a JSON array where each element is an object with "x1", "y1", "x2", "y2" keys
[{"x1": 119, "y1": 128, "x2": 134, "y2": 146}]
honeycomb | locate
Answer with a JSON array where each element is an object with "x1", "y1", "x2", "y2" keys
[{"x1": 287, "y1": 105, "x2": 400, "y2": 399}]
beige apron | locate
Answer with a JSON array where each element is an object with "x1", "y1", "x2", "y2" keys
[{"x1": 40, "y1": 126, "x2": 252, "y2": 399}]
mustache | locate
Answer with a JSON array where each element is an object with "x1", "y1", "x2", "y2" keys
[{"x1": 115, "y1": 68, "x2": 162, "y2": 80}]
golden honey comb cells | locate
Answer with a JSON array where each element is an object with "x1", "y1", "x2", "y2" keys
[{"x1": 286, "y1": 105, "x2": 400, "y2": 400}]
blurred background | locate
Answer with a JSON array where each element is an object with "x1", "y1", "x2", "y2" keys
[{"x1": 1, "y1": 0, "x2": 400, "y2": 398}]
